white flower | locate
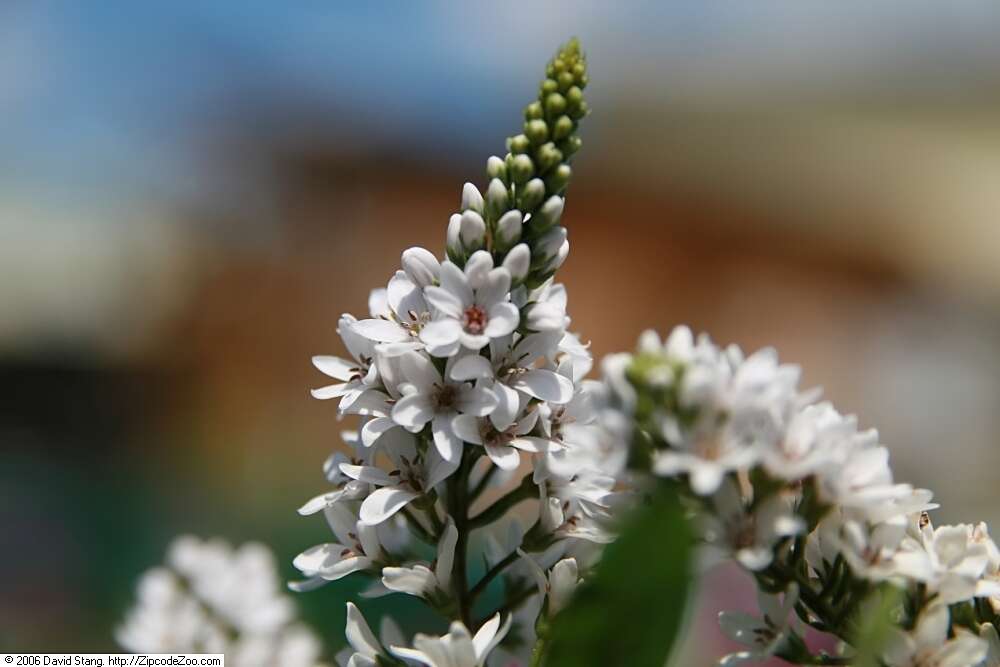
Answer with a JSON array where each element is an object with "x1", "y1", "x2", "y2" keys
[
  {"x1": 717, "y1": 584, "x2": 799, "y2": 666},
  {"x1": 892, "y1": 520, "x2": 1000, "y2": 605},
  {"x1": 806, "y1": 511, "x2": 908, "y2": 582},
  {"x1": 311, "y1": 315, "x2": 380, "y2": 412},
  {"x1": 449, "y1": 331, "x2": 574, "y2": 432},
  {"x1": 381, "y1": 519, "x2": 458, "y2": 600},
  {"x1": 340, "y1": 430, "x2": 457, "y2": 525},
  {"x1": 291, "y1": 503, "x2": 385, "y2": 590},
  {"x1": 518, "y1": 551, "x2": 581, "y2": 617},
  {"x1": 517, "y1": 281, "x2": 569, "y2": 333},
  {"x1": 390, "y1": 614, "x2": 511, "y2": 667},
  {"x1": 337, "y1": 601, "x2": 408, "y2": 667},
  {"x1": 390, "y1": 351, "x2": 498, "y2": 463},
  {"x1": 883, "y1": 602, "x2": 988, "y2": 667},
  {"x1": 452, "y1": 408, "x2": 548, "y2": 471},
  {"x1": 353, "y1": 268, "x2": 432, "y2": 356},
  {"x1": 420, "y1": 250, "x2": 519, "y2": 355},
  {"x1": 117, "y1": 537, "x2": 321, "y2": 667},
  {"x1": 296, "y1": 430, "x2": 372, "y2": 516},
  {"x1": 538, "y1": 470, "x2": 617, "y2": 544},
  {"x1": 702, "y1": 479, "x2": 804, "y2": 572}
]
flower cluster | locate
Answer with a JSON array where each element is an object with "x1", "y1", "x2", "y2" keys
[
  {"x1": 601, "y1": 325, "x2": 1000, "y2": 665},
  {"x1": 117, "y1": 536, "x2": 322, "y2": 666},
  {"x1": 293, "y1": 38, "x2": 619, "y2": 664}
]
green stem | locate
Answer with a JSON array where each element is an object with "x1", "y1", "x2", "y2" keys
[
  {"x1": 469, "y1": 473, "x2": 537, "y2": 529},
  {"x1": 469, "y1": 549, "x2": 520, "y2": 601},
  {"x1": 450, "y1": 449, "x2": 475, "y2": 627}
]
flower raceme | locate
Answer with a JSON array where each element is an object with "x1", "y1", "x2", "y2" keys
[{"x1": 599, "y1": 325, "x2": 1000, "y2": 665}]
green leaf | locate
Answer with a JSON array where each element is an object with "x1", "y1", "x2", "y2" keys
[
  {"x1": 542, "y1": 482, "x2": 694, "y2": 667},
  {"x1": 851, "y1": 585, "x2": 905, "y2": 667}
]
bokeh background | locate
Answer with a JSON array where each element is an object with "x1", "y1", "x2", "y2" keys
[{"x1": 3, "y1": 2, "x2": 1000, "y2": 664}]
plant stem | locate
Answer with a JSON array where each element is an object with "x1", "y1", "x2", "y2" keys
[
  {"x1": 469, "y1": 473, "x2": 537, "y2": 529},
  {"x1": 470, "y1": 462, "x2": 500, "y2": 502},
  {"x1": 469, "y1": 549, "x2": 520, "y2": 601},
  {"x1": 450, "y1": 449, "x2": 474, "y2": 627}
]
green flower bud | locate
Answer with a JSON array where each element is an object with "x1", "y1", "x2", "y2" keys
[
  {"x1": 461, "y1": 182, "x2": 484, "y2": 214},
  {"x1": 486, "y1": 155, "x2": 507, "y2": 182},
  {"x1": 537, "y1": 142, "x2": 563, "y2": 173},
  {"x1": 545, "y1": 164, "x2": 571, "y2": 195},
  {"x1": 565, "y1": 86, "x2": 583, "y2": 110},
  {"x1": 541, "y1": 78, "x2": 559, "y2": 96},
  {"x1": 552, "y1": 115, "x2": 573, "y2": 141},
  {"x1": 519, "y1": 178, "x2": 545, "y2": 211},
  {"x1": 524, "y1": 101, "x2": 544, "y2": 121},
  {"x1": 557, "y1": 71, "x2": 574, "y2": 91},
  {"x1": 570, "y1": 100, "x2": 589, "y2": 121},
  {"x1": 524, "y1": 119, "x2": 548, "y2": 145},
  {"x1": 510, "y1": 154, "x2": 534, "y2": 184},
  {"x1": 545, "y1": 93, "x2": 567, "y2": 117},
  {"x1": 496, "y1": 210, "x2": 523, "y2": 250},
  {"x1": 485, "y1": 178, "x2": 509, "y2": 222},
  {"x1": 509, "y1": 134, "x2": 531, "y2": 154},
  {"x1": 559, "y1": 135, "x2": 582, "y2": 158}
]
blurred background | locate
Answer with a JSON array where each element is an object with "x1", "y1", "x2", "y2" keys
[{"x1": 3, "y1": 1, "x2": 1000, "y2": 663}]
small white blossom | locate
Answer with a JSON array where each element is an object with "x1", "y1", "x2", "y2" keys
[
  {"x1": 292, "y1": 503, "x2": 385, "y2": 589},
  {"x1": 381, "y1": 520, "x2": 458, "y2": 600},
  {"x1": 389, "y1": 614, "x2": 511, "y2": 667},
  {"x1": 420, "y1": 251, "x2": 519, "y2": 355},
  {"x1": 883, "y1": 602, "x2": 988, "y2": 667},
  {"x1": 717, "y1": 584, "x2": 799, "y2": 666}
]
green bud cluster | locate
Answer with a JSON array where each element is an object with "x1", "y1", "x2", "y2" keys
[{"x1": 446, "y1": 38, "x2": 589, "y2": 289}]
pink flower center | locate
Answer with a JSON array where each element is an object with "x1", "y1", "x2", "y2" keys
[{"x1": 463, "y1": 305, "x2": 488, "y2": 335}]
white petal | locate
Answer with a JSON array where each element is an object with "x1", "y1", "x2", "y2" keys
[
  {"x1": 425, "y1": 444, "x2": 460, "y2": 489},
  {"x1": 473, "y1": 613, "x2": 511, "y2": 663},
  {"x1": 340, "y1": 463, "x2": 393, "y2": 486},
  {"x1": 353, "y1": 319, "x2": 410, "y2": 343},
  {"x1": 389, "y1": 646, "x2": 434, "y2": 667},
  {"x1": 420, "y1": 318, "x2": 462, "y2": 349},
  {"x1": 345, "y1": 602, "x2": 383, "y2": 658},
  {"x1": 435, "y1": 519, "x2": 458, "y2": 591},
  {"x1": 297, "y1": 489, "x2": 345, "y2": 516},
  {"x1": 382, "y1": 565, "x2": 435, "y2": 597},
  {"x1": 511, "y1": 369, "x2": 573, "y2": 403},
  {"x1": 400, "y1": 351, "x2": 442, "y2": 390},
  {"x1": 460, "y1": 331, "x2": 491, "y2": 350},
  {"x1": 360, "y1": 487, "x2": 419, "y2": 525},
  {"x1": 485, "y1": 443, "x2": 520, "y2": 470},
  {"x1": 391, "y1": 393, "x2": 434, "y2": 430},
  {"x1": 489, "y1": 383, "x2": 521, "y2": 431},
  {"x1": 312, "y1": 355, "x2": 356, "y2": 380},
  {"x1": 311, "y1": 382, "x2": 349, "y2": 400},
  {"x1": 432, "y1": 414, "x2": 463, "y2": 462},
  {"x1": 449, "y1": 354, "x2": 494, "y2": 382},
  {"x1": 509, "y1": 437, "x2": 550, "y2": 453},
  {"x1": 440, "y1": 261, "x2": 473, "y2": 306},
  {"x1": 361, "y1": 417, "x2": 397, "y2": 447},
  {"x1": 476, "y1": 268, "x2": 511, "y2": 308},
  {"x1": 484, "y1": 302, "x2": 519, "y2": 338},
  {"x1": 464, "y1": 251, "x2": 494, "y2": 289},
  {"x1": 424, "y1": 286, "x2": 465, "y2": 318},
  {"x1": 452, "y1": 414, "x2": 484, "y2": 444},
  {"x1": 456, "y1": 386, "x2": 498, "y2": 417}
]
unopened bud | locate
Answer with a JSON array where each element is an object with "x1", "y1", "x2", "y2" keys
[
  {"x1": 545, "y1": 93, "x2": 567, "y2": 116},
  {"x1": 460, "y1": 210, "x2": 486, "y2": 250},
  {"x1": 519, "y1": 179, "x2": 546, "y2": 211},
  {"x1": 547, "y1": 238, "x2": 570, "y2": 272},
  {"x1": 525, "y1": 119, "x2": 548, "y2": 145},
  {"x1": 486, "y1": 156, "x2": 507, "y2": 182},
  {"x1": 510, "y1": 154, "x2": 534, "y2": 184},
  {"x1": 509, "y1": 134, "x2": 531, "y2": 154},
  {"x1": 535, "y1": 226, "x2": 567, "y2": 264},
  {"x1": 447, "y1": 214, "x2": 462, "y2": 251},
  {"x1": 537, "y1": 143, "x2": 563, "y2": 173},
  {"x1": 560, "y1": 135, "x2": 582, "y2": 158},
  {"x1": 545, "y1": 164, "x2": 571, "y2": 195},
  {"x1": 485, "y1": 178, "x2": 509, "y2": 222},
  {"x1": 496, "y1": 210, "x2": 523, "y2": 249},
  {"x1": 552, "y1": 115, "x2": 573, "y2": 141},
  {"x1": 461, "y1": 183, "x2": 484, "y2": 214},
  {"x1": 524, "y1": 101, "x2": 544, "y2": 121},
  {"x1": 503, "y1": 243, "x2": 531, "y2": 282},
  {"x1": 401, "y1": 247, "x2": 440, "y2": 287},
  {"x1": 533, "y1": 196, "x2": 564, "y2": 232}
]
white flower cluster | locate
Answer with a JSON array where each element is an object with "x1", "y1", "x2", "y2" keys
[
  {"x1": 601, "y1": 325, "x2": 1000, "y2": 666},
  {"x1": 294, "y1": 180, "x2": 621, "y2": 662},
  {"x1": 117, "y1": 536, "x2": 322, "y2": 666}
]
